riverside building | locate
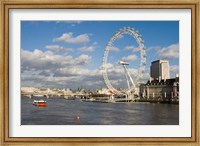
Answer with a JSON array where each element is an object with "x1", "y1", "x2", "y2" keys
[
  {"x1": 140, "y1": 60, "x2": 179, "y2": 100},
  {"x1": 144, "y1": 77, "x2": 179, "y2": 99}
]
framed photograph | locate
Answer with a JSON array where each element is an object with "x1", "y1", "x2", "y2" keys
[{"x1": 1, "y1": 0, "x2": 199, "y2": 145}]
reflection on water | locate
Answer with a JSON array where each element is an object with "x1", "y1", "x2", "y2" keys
[{"x1": 21, "y1": 96, "x2": 179, "y2": 125}]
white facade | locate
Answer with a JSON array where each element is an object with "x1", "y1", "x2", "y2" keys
[
  {"x1": 97, "y1": 88, "x2": 112, "y2": 95},
  {"x1": 150, "y1": 60, "x2": 170, "y2": 80}
]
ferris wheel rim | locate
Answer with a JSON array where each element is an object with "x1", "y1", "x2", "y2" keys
[{"x1": 102, "y1": 27, "x2": 146, "y2": 95}]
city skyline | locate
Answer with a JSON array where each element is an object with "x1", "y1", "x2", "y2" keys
[{"x1": 21, "y1": 21, "x2": 179, "y2": 89}]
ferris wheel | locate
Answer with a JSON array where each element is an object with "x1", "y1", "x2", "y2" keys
[{"x1": 102, "y1": 27, "x2": 147, "y2": 95}]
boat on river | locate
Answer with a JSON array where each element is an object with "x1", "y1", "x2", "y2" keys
[{"x1": 32, "y1": 100, "x2": 47, "y2": 107}]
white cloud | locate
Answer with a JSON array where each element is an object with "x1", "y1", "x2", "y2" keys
[
  {"x1": 65, "y1": 48, "x2": 74, "y2": 52},
  {"x1": 157, "y1": 43, "x2": 179, "y2": 59},
  {"x1": 109, "y1": 46, "x2": 120, "y2": 52},
  {"x1": 45, "y1": 45, "x2": 74, "y2": 52},
  {"x1": 124, "y1": 45, "x2": 140, "y2": 52},
  {"x1": 21, "y1": 49, "x2": 97, "y2": 89},
  {"x1": 21, "y1": 49, "x2": 72, "y2": 69},
  {"x1": 53, "y1": 32, "x2": 90, "y2": 44},
  {"x1": 75, "y1": 54, "x2": 91, "y2": 65},
  {"x1": 78, "y1": 41, "x2": 98, "y2": 52},
  {"x1": 45, "y1": 45, "x2": 64, "y2": 51},
  {"x1": 170, "y1": 65, "x2": 179, "y2": 73},
  {"x1": 147, "y1": 46, "x2": 160, "y2": 51},
  {"x1": 78, "y1": 46, "x2": 96, "y2": 52},
  {"x1": 124, "y1": 46, "x2": 133, "y2": 51},
  {"x1": 21, "y1": 49, "x2": 91, "y2": 72},
  {"x1": 22, "y1": 66, "x2": 104, "y2": 89},
  {"x1": 121, "y1": 54, "x2": 137, "y2": 62},
  {"x1": 103, "y1": 63, "x2": 113, "y2": 69},
  {"x1": 54, "y1": 67, "x2": 101, "y2": 77}
]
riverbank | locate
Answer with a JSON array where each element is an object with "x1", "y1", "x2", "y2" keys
[
  {"x1": 22, "y1": 94, "x2": 179, "y2": 104},
  {"x1": 81, "y1": 98, "x2": 179, "y2": 104}
]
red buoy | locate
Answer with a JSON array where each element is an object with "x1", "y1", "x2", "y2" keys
[{"x1": 76, "y1": 115, "x2": 80, "y2": 121}]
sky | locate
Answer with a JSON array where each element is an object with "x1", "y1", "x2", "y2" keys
[{"x1": 21, "y1": 21, "x2": 179, "y2": 90}]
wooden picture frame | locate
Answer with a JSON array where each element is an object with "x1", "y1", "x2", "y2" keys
[{"x1": 0, "y1": 0, "x2": 199, "y2": 145}]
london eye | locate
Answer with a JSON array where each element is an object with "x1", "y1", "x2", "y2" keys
[{"x1": 102, "y1": 27, "x2": 147, "y2": 98}]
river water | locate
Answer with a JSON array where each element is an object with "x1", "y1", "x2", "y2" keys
[{"x1": 21, "y1": 96, "x2": 179, "y2": 125}]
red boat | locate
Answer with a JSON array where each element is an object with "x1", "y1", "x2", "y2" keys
[{"x1": 33, "y1": 100, "x2": 47, "y2": 107}]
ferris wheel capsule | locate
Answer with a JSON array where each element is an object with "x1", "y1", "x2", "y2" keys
[
  {"x1": 140, "y1": 39, "x2": 144, "y2": 43},
  {"x1": 118, "y1": 61, "x2": 129, "y2": 65}
]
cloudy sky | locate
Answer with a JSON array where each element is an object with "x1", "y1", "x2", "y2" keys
[{"x1": 21, "y1": 21, "x2": 179, "y2": 89}]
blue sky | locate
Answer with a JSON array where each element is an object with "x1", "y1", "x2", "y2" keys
[{"x1": 21, "y1": 21, "x2": 179, "y2": 89}]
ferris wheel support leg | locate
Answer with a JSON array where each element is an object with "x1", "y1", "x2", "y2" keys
[
  {"x1": 123, "y1": 65, "x2": 131, "y2": 91},
  {"x1": 124, "y1": 65, "x2": 135, "y2": 88}
]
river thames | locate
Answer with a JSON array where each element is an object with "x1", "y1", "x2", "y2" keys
[{"x1": 21, "y1": 96, "x2": 179, "y2": 125}]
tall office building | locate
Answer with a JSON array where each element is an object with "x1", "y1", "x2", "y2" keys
[{"x1": 150, "y1": 60, "x2": 170, "y2": 80}]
